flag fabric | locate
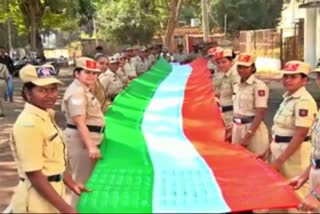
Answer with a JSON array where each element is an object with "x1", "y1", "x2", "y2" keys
[{"x1": 77, "y1": 57, "x2": 300, "y2": 213}]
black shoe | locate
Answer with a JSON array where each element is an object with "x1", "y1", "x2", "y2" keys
[{"x1": 0, "y1": 114, "x2": 5, "y2": 117}]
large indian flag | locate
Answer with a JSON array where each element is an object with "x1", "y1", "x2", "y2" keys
[{"x1": 77, "y1": 57, "x2": 299, "y2": 213}]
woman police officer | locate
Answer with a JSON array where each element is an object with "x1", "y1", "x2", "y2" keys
[
  {"x1": 231, "y1": 53, "x2": 269, "y2": 155},
  {"x1": 260, "y1": 61, "x2": 317, "y2": 212},
  {"x1": 10, "y1": 64, "x2": 89, "y2": 213},
  {"x1": 212, "y1": 48, "x2": 240, "y2": 141},
  {"x1": 62, "y1": 57, "x2": 105, "y2": 207}
]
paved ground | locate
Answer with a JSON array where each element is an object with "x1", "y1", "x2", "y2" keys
[{"x1": 0, "y1": 69, "x2": 320, "y2": 211}]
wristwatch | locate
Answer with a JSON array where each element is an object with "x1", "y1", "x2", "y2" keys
[{"x1": 311, "y1": 190, "x2": 320, "y2": 201}]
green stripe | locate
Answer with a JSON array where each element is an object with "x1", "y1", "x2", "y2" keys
[{"x1": 77, "y1": 58, "x2": 172, "y2": 213}]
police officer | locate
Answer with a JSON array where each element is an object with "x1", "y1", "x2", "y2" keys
[
  {"x1": 0, "y1": 63, "x2": 9, "y2": 117},
  {"x1": 172, "y1": 44, "x2": 189, "y2": 64},
  {"x1": 289, "y1": 65, "x2": 320, "y2": 212},
  {"x1": 232, "y1": 53, "x2": 269, "y2": 155},
  {"x1": 115, "y1": 53, "x2": 130, "y2": 87},
  {"x1": 123, "y1": 47, "x2": 138, "y2": 80},
  {"x1": 99, "y1": 55, "x2": 124, "y2": 101},
  {"x1": 10, "y1": 64, "x2": 89, "y2": 213},
  {"x1": 213, "y1": 48, "x2": 240, "y2": 141},
  {"x1": 207, "y1": 47, "x2": 224, "y2": 99},
  {"x1": 93, "y1": 54, "x2": 111, "y2": 113},
  {"x1": 135, "y1": 47, "x2": 150, "y2": 76},
  {"x1": 62, "y1": 57, "x2": 105, "y2": 207},
  {"x1": 260, "y1": 61, "x2": 317, "y2": 210}
]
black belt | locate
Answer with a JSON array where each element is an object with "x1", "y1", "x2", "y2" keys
[
  {"x1": 311, "y1": 157, "x2": 320, "y2": 169},
  {"x1": 20, "y1": 174, "x2": 63, "y2": 182},
  {"x1": 67, "y1": 124, "x2": 105, "y2": 133},
  {"x1": 233, "y1": 116, "x2": 255, "y2": 124},
  {"x1": 0, "y1": 77, "x2": 5, "y2": 80},
  {"x1": 220, "y1": 105, "x2": 233, "y2": 113},
  {"x1": 274, "y1": 135, "x2": 311, "y2": 143}
]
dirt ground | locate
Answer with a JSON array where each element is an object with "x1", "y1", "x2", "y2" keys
[{"x1": 1, "y1": 69, "x2": 320, "y2": 211}]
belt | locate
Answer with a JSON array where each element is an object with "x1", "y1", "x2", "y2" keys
[
  {"x1": 20, "y1": 174, "x2": 63, "y2": 182},
  {"x1": 67, "y1": 124, "x2": 105, "y2": 133},
  {"x1": 311, "y1": 157, "x2": 320, "y2": 169},
  {"x1": 233, "y1": 116, "x2": 255, "y2": 124},
  {"x1": 0, "y1": 77, "x2": 5, "y2": 80},
  {"x1": 274, "y1": 135, "x2": 311, "y2": 143},
  {"x1": 220, "y1": 105, "x2": 233, "y2": 113}
]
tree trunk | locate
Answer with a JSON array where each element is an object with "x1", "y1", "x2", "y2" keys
[
  {"x1": 164, "y1": 0, "x2": 183, "y2": 51},
  {"x1": 19, "y1": 0, "x2": 46, "y2": 55}
]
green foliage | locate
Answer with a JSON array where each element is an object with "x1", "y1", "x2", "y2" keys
[
  {"x1": 96, "y1": 0, "x2": 161, "y2": 46},
  {"x1": 210, "y1": 0, "x2": 284, "y2": 37}
]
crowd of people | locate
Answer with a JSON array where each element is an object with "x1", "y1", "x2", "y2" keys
[{"x1": 3, "y1": 41, "x2": 320, "y2": 213}]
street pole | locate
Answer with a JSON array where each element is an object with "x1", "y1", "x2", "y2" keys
[{"x1": 201, "y1": 0, "x2": 209, "y2": 42}]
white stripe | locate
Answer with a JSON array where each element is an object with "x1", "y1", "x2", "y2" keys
[{"x1": 142, "y1": 64, "x2": 231, "y2": 213}]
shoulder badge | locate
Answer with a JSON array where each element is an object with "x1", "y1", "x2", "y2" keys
[
  {"x1": 299, "y1": 109, "x2": 308, "y2": 117},
  {"x1": 258, "y1": 90, "x2": 266, "y2": 97}
]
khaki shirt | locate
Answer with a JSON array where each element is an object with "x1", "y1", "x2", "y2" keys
[
  {"x1": 116, "y1": 68, "x2": 129, "y2": 86},
  {"x1": 62, "y1": 79, "x2": 105, "y2": 128},
  {"x1": 92, "y1": 79, "x2": 111, "y2": 113},
  {"x1": 123, "y1": 58, "x2": 137, "y2": 78},
  {"x1": 148, "y1": 54, "x2": 156, "y2": 64},
  {"x1": 172, "y1": 52, "x2": 189, "y2": 63},
  {"x1": 311, "y1": 112, "x2": 320, "y2": 159},
  {"x1": 0, "y1": 63, "x2": 10, "y2": 81},
  {"x1": 233, "y1": 75, "x2": 269, "y2": 117},
  {"x1": 135, "y1": 56, "x2": 149, "y2": 75},
  {"x1": 212, "y1": 70, "x2": 224, "y2": 98},
  {"x1": 10, "y1": 103, "x2": 66, "y2": 177},
  {"x1": 272, "y1": 87, "x2": 317, "y2": 137},
  {"x1": 220, "y1": 66, "x2": 240, "y2": 107},
  {"x1": 99, "y1": 69, "x2": 123, "y2": 99}
]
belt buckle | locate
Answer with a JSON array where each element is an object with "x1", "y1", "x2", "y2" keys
[
  {"x1": 311, "y1": 157, "x2": 317, "y2": 168},
  {"x1": 100, "y1": 127, "x2": 104, "y2": 133},
  {"x1": 234, "y1": 118, "x2": 242, "y2": 125}
]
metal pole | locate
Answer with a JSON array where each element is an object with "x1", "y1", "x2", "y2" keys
[{"x1": 201, "y1": 0, "x2": 209, "y2": 42}]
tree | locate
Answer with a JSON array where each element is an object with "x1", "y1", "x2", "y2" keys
[
  {"x1": 210, "y1": 0, "x2": 284, "y2": 37},
  {"x1": 96, "y1": 0, "x2": 160, "y2": 46},
  {"x1": 0, "y1": 0, "x2": 95, "y2": 54}
]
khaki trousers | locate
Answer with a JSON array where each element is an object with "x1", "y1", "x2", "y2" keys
[
  {"x1": 268, "y1": 142, "x2": 311, "y2": 213},
  {"x1": 232, "y1": 121, "x2": 269, "y2": 155},
  {"x1": 64, "y1": 128, "x2": 97, "y2": 208},
  {"x1": 11, "y1": 180, "x2": 65, "y2": 213}
]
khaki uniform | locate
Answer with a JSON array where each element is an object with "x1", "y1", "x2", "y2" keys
[
  {"x1": 123, "y1": 58, "x2": 137, "y2": 79},
  {"x1": 135, "y1": 56, "x2": 149, "y2": 75},
  {"x1": 148, "y1": 53, "x2": 156, "y2": 65},
  {"x1": 116, "y1": 68, "x2": 129, "y2": 86},
  {"x1": 99, "y1": 69, "x2": 123, "y2": 100},
  {"x1": 92, "y1": 80, "x2": 111, "y2": 113},
  {"x1": 310, "y1": 112, "x2": 320, "y2": 191},
  {"x1": 62, "y1": 79, "x2": 105, "y2": 206},
  {"x1": 232, "y1": 75, "x2": 269, "y2": 154},
  {"x1": 0, "y1": 63, "x2": 10, "y2": 115},
  {"x1": 271, "y1": 87, "x2": 317, "y2": 201},
  {"x1": 219, "y1": 66, "x2": 240, "y2": 128},
  {"x1": 172, "y1": 52, "x2": 189, "y2": 63},
  {"x1": 10, "y1": 103, "x2": 66, "y2": 213}
]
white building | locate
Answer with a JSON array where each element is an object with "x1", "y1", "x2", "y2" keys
[{"x1": 280, "y1": 0, "x2": 320, "y2": 68}]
